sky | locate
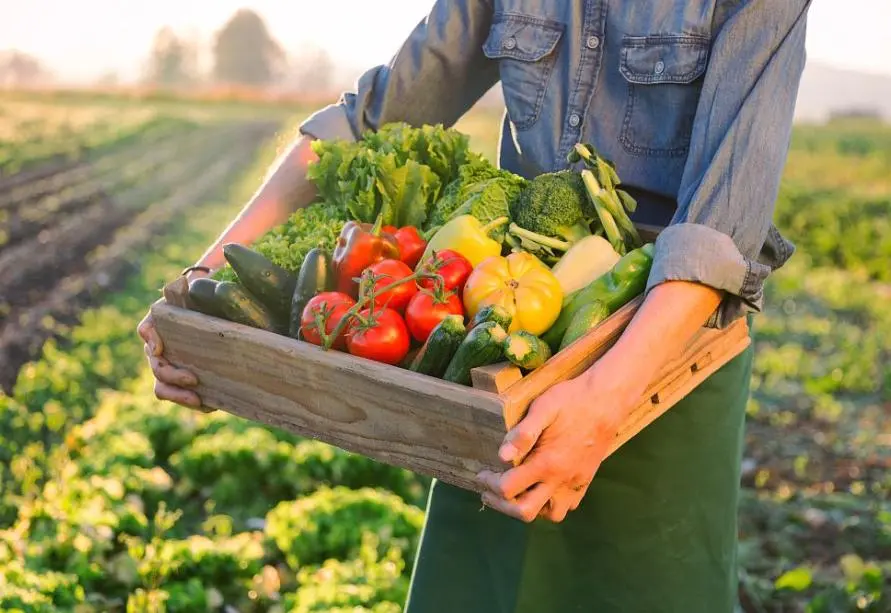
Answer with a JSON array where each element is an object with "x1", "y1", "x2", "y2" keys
[{"x1": 1, "y1": 0, "x2": 889, "y2": 83}]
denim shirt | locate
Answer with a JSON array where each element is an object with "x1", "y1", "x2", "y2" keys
[{"x1": 300, "y1": 0, "x2": 812, "y2": 328}]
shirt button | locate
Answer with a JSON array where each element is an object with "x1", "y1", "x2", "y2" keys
[
  {"x1": 586, "y1": 36, "x2": 600, "y2": 50},
  {"x1": 503, "y1": 37, "x2": 517, "y2": 50},
  {"x1": 569, "y1": 113, "x2": 581, "y2": 127},
  {"x1": 654, "y1": 60, "x2": 665, "y2": 75}
]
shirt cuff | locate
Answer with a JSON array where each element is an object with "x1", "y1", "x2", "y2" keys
[
  {"x1": 644, "y1": 223, "x2": 773, "y2": 329},
  {"x1": 299, "y1": 104, "x2": 358, "y2": 143}
]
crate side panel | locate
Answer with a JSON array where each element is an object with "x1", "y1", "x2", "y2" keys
[{"x1": 152, "y1": 303, "x2": 509, "y2": 492}]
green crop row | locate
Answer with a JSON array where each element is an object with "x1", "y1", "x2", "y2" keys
[{"x1": 1, "y1": 113, "x2": 890, "y2": 612}]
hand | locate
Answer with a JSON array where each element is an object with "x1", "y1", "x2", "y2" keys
[
  {"x1": 476, "y1": 359, "x2": 642, "y2": 524},
  {"x1": 136, "y1": 271, "x2": 205, "y2": 409}
]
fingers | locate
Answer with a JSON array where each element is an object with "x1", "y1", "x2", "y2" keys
[
  {"x1": 539, "y1": 489, "x2": 574, "y2": 523},
  {"x1": 146, "y1": 348, "x2": 198, "y2": 388},
  {"x1": 477, "y1": 452, "x2": 551, "y2": 500},
  {"x1": 482, "y1": 481, "x2": 557, "y2": 523},
  {"x1": 137, "y1": 312, "x2": 163, "y2": 356},
  {"x1": 498, "y1": 395, "x2": 559, "y2": 463},
  {"x1": 153, "y1": 379, "x2": 202, "y2": 408},
  {"x1": 540, "y1": 479, "x2": 590, "y2": 523}
]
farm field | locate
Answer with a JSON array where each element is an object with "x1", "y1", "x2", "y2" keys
[{"x1": 0, "y1": 91, "x2": 889, "y2": 612}]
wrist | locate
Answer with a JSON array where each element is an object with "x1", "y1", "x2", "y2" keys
[{"x1": 579, "y1": 353, "x2": 649, "y2": 428}]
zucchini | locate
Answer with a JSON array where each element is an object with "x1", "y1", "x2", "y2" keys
[
  {"x1": 504, "y1": 331, "x2": 552, "y2": 370},
  {"x1": 400, "y1": 347, "x2": 422, "y2": 370},
  {"x1": 187, "y1": 277, "x2": 224, "y2": 318},
  {"x1": 214, "y1": 281, "x2": 285, "y2": 333},
  {"x1": 442, "y1": 322, "x2": 508, "y2": 386},
  {"x1": 466, "y1": 304, "x2": 512, "y2": 332},
  {"x1": 558, "y1": 301, "x2": 610, "y2": 352},
  {"x1": 223, "y1": 243, "x2": 297, "y2": 320},
  {"x1": 289, "y1": 247, "x2": 334, "y2": 338},
  {"x1": 410, "y1": 315, "x2": 467, "y2": 378}
]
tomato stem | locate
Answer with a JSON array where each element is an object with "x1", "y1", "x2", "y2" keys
[{"x1": 320, "y1": 259, "x2": 447, "y2": 350}]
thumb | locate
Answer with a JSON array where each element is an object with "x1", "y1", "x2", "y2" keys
[{"x1": 499, "y1": 396, "x2": 559, "y2": 463}]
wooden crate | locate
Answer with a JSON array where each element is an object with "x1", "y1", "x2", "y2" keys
[{"x1": 152, "y1": 259, "x2": 751, "y2": 494}]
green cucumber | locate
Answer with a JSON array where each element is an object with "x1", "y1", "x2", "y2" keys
[
  {"x1": 187, "y1": 277, "x2": 224, "y2": 318},
  {"x1": 467, "y1": 304, "x2": 513, "y2": 332},
  {"x1": 289, "y1": 247, "x2": 334, "y2": 338},
  {"x1": 410, "y1": 315, "x2": 467, "y2": 378},
  {"x1": 214, "y1": 281, "x2": 284, "y2": 333},
  {"x1": 442, "y1": 322, "x2": 508, "y2": 386},
  {"x1": 504, "y1": 331, "x2": 552, "y2": 370},
  {"x1": 223, "y1": 243, "x2": 298, "y2": 320},
  {"x1": 558, "y1": 301, "x2": 610, "y2": 352}
]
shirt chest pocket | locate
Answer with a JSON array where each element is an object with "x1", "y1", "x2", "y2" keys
[
  {"x1": 483, "y1": 14, "x2": 564, "y2": 131},
  {"x1": 619, "y1": 35, "x2": 710, "y2": 158}
]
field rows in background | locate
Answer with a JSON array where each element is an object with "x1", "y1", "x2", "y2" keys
[{"x1": 0, "y1": 118, "x2": 281, "y2": 391}]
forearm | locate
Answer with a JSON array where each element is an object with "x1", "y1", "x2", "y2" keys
[
  {"x1": 583, "y1": 281, "x2": 724, "y2": 415},
  {"x1": 194, "y1": 135, "x2": 319, "y2": 272}
]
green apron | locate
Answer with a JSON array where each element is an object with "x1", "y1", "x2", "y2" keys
[{"x1": 403, "y1": 333, "x2": 754, "y2": 613}]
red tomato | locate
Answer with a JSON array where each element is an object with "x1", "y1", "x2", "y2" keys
[
  {"x1": 368, "y1": 259, "x2": 417, "y2": 313},
  {"x1": 404, "y1": 289, "x2": 465, "y2": 343},
  {"x1": 346, "y1": 307, "x2": 410, "y2": 365},
  {"x1": 417, "y1": 249, "x2": 473, "y2": 294},
  {"x1": 300, "y1": 292, "x2": 355, "y2": 349},
  {"x1": 393, "y1": 227, "x2": 427, "y2": 269}
]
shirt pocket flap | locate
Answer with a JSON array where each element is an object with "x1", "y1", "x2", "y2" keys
[
  {"x1": 620, "y1": 35, "x2": 709, "y2": 85},
  {"x1": 483, "y1": 14, "x2": 564, "y2": 62}
]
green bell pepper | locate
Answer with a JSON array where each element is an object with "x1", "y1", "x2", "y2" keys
[{"x1": 542, "y1": 242, "x2": 655, "y2": 351}]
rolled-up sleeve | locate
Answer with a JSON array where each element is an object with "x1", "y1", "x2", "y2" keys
[
  {"x1": 300, "y1": 0, "x2": 498, "y2": 143},
  {"x1": 645, "y1": 0, "x2": 811, "y2": 328}
]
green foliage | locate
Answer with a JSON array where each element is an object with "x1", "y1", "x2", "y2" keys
[
  {"x1": 307, "y1": 122, "x2": 472, "y2": 229},
  {"x1": 216, "y1": 200, "x2": 349, "y2": 281},
  {"x1": 507, "y1": 170, "x2": 593, "y2": 261},
  {"x1": 2, "y1": 108, "x2": 890, "y2": 612},
  {"x1": 283, "y1": 532, "x2": 408, "y2": 612},
  {"x1": 265, "y1": 486, "x2": 424, "y2": 569},
  {"x1": 425, "y1": 153, "x2": 527, "y2": 234}
]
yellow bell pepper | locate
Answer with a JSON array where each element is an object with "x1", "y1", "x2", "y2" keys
[
  {"x1": 463, "y1": 252, "x2": 563, "y2": 336},
  {"x1": 420, "y1": 215, "x2": 509, "y2": 268}
]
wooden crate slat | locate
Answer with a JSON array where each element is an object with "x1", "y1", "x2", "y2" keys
[
  {"x1": 500, "y1": 295, "x2": 644, "y2": 430},
  {"x1": 151, "y1": 302, "x2": 511, "y2": 493},
  {"x1": 152, "y1": 262, "x2": 752, "y2": 493}
]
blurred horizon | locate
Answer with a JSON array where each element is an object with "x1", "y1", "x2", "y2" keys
[{"x1": 2, "y1": 1, "x2": 891, "y2": 122}]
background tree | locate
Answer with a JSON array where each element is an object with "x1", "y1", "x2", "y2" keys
[
  {"x1": 212, "y1": 9, "x2": 285, "y2": 87},
  {"x1": 0, "y1": 50, "x2": 51, "y2": 88},
  {"x1": 144, "y1": 27, "x2": 197, "y2": 87}
]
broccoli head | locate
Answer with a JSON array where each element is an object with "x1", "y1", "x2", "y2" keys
[
  {"x1": 507, "y1": 170, "x2": 593, "y2": 257},
  {"x1": 424, "y1": 154, "x2": 527, "y2": 237}
]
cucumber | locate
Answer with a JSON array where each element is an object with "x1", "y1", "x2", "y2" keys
[
  {"x1": 187, "y1": 277, "x2": 224, "y2": 318},
  {"x1": 410, "y1": 315, "x2": 467, "y2": 378},
  {"x1": 558, "y1": 301, "x2": 610, "y2": 352},
  {"x1": 214, "y1": 281, "x2": 285, "y2": 333},
  {"x1": 442, "y1": 322, "x2": 508, "y2": 386},
  {"x1": 467, "y1": 304, "x2": 512, "y2": 332},
  {"x1": 289, "y1": 247, "x2": 334, "y2": 338},
  {"x1": 504, "y1": 331, "x2": 552, "y2": 370},
  {"x1": 223, "y1": 243, "x2": 298, "y2": 320}
]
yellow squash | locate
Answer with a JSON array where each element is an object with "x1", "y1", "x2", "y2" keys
[{"x1": 463, "y1": 252, "x2": 563, "y2": 336}]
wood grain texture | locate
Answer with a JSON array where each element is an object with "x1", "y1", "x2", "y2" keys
[
  {"x1": 151, "y1": 301, "x2": 512, "y2": 493},
  {"x1": 607, "y1": 318, "x2": 751, "y2": 456},
  {"x1": 470, "y1": 362, "x2": 523, "y2": 394},
  {"x1": 162, "y1": 276, "x2": 189, "y2": 309}
]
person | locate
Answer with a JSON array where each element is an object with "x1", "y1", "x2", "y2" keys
[{"x1": 138, "y1": 0, "x2": 812, "y2": 610}]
